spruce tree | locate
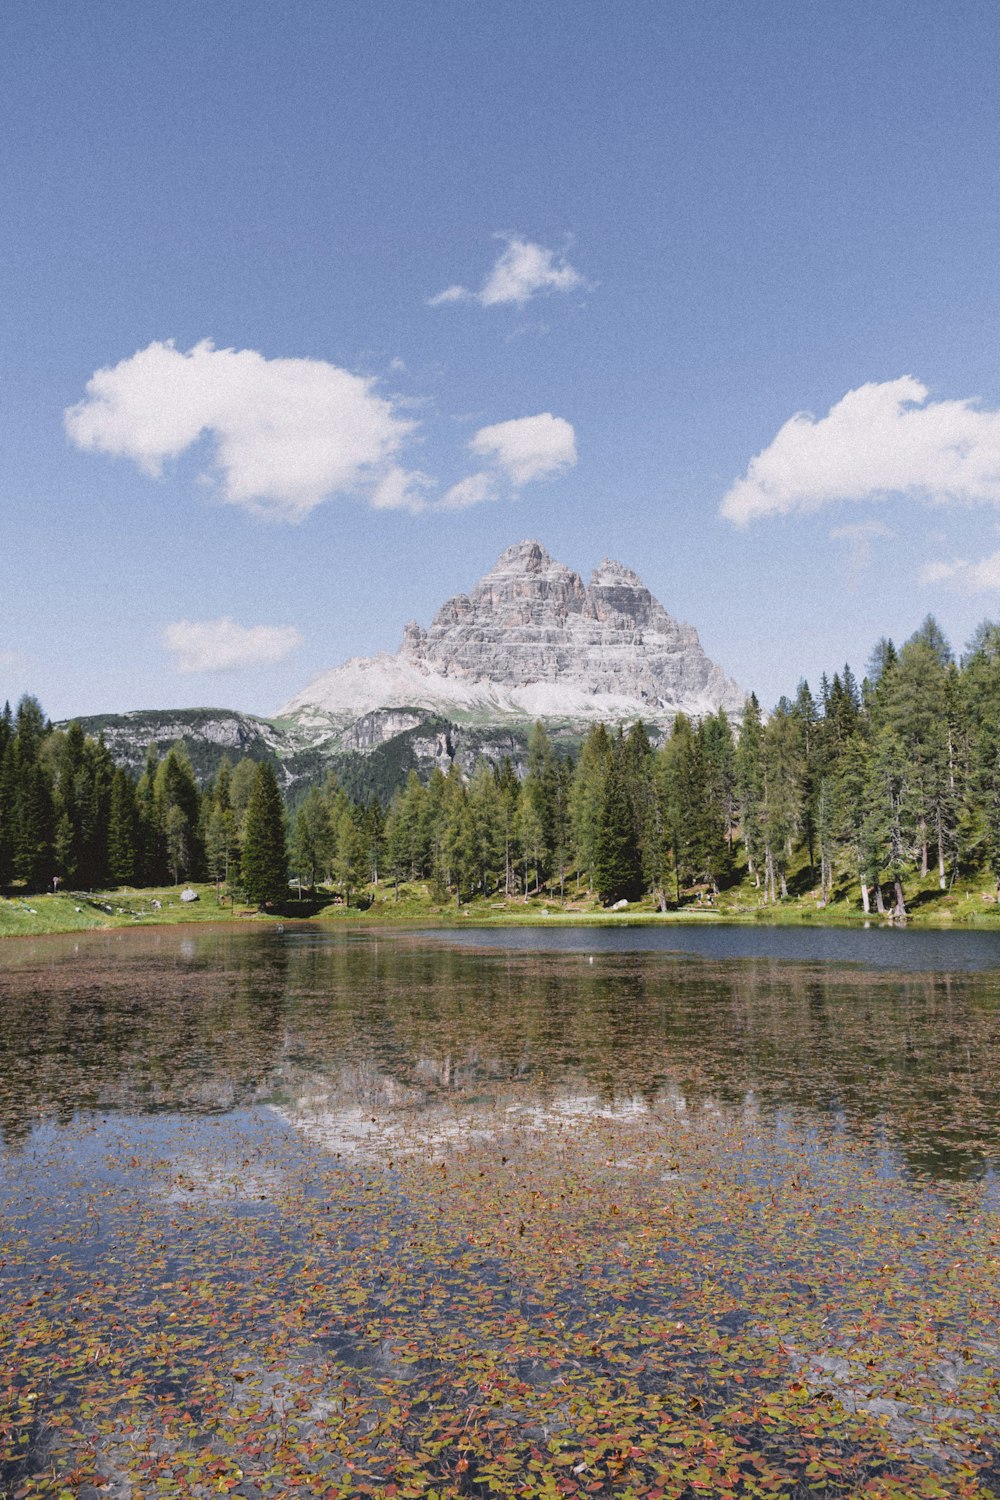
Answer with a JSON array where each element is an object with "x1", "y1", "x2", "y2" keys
[
  {"x1": 570, "y1": 723, "x2": 611, "y2": 890},
  {"x1": 107, "y1": 769, "x2": 139, "y2": 886},
  {"x1": 735, "y1": 694, "x2": 765, "y2": 886},
  {"x1": 333, "y1": 807, "x2": 367, "y2": 908},
  {"x1": 240, "y1": 761, "x2": 288, "y2": 908},
  {"x1": 593, "y1": 754, "x2": 643, "y2": 905},
  {"x1": 290, "y1": 788, "x2": 332, "y2": 892}
]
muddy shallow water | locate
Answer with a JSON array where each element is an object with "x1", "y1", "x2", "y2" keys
[{"x1": 1, "y1": 924, "x2": 998, "y2": 1497}]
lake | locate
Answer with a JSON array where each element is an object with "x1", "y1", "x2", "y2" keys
[{"x1": 1, "y1": 922, "x2": 998, "y2": 1498}]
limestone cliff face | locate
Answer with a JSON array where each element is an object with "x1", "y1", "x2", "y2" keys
[
  {"x1": 72, "y1": 545, "x2": 743, "y2": 798},
  {"x1": 279, "y1": 540, "x2": 743, "y2": 730}
]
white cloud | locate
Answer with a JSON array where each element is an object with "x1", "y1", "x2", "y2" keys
[
  {"x1": 164, "y1": 618, "x2": 302, "y2": 673},
  {"x1": 829, "y1": 519, "x2": 894, "y2": 544},
  {"x1": 438, "y1": 472, "x2": 497, "y2": 511},
  {"x1": 721, "y1": 377, "x2": 1000, "y2": 525},
  {"x1": 469, "y1": 412, "x2": 577, "y2": 487},
  {"x1": 370, "y1": 466, "x2": 432, "y2": 512},
  {"x1": 429, "y1": 236, "x2": 587, "y2": 309},
  {"x1": 919, "y1": 551, "x2": 1000, "y2": 591},
  {"x1": 66, "y1": 340, "x2": 416, "y2": 521}
]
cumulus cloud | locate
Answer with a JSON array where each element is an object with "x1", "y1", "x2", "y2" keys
[
  {"x1": 721, "y1": 377, "x2": 1000, "y2": 526},
  {"x1": 919, "y1": 551, "x2": 1000, "y2": 591},
  {"x1": 469, "y1": 413, "x2": 577, "y2": 487},
  {"x1": 438, "y1": 472, "x2": 497, "y2": 511},
  {"x1": 370, "y1": 466, "x2": 432, "y2": 513},
  {"x1": 429, "y1": 236, "x2": 587, "y2": 309},
  {"x1": 66, "y1": 340, "x2": 417, "y2": 521},
  {"x1": 164, "y1": 618, "x2": 302, "y2": 673}
]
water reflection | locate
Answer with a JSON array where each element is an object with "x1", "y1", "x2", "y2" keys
[
  {"x1": 0, "y1": 924, "x2": 998, "y2": 1184},
  {"x1": 2, "y1": 925, "x2": 999, "y2": 1496}
]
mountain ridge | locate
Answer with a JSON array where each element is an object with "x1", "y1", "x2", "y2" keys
[
  {"x1": 65, "y1": 541, "x2": 744, "y2": 797},
  {"x1": 278, "y1": 539, "x2": 743, "y2": 736}
]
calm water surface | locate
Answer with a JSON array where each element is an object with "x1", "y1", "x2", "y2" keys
[
  {"x1": 1, "y1": 922, "x2": 998, "y2": 1497},
  {"x1": 421, "y1": 918, "x2": 1000, "y2": 969}
]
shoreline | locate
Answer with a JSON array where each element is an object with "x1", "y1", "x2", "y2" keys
[{"x1": 3, "y1": 883, "x2": 1000, "y2": 943}]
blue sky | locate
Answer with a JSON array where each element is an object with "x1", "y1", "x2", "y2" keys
[{"x1": 6, "y1": 0, "x2": 1000, "y2": 719}]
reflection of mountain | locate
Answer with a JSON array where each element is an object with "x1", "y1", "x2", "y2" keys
[{"x1": 1, "y1": 929, "x2": 997, "y2": 1184}]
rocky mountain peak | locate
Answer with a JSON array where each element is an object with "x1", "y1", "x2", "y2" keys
[
  {"x1": 591, "y1": 558, "x2": 645, "y2": 589},
  {"x1": 279, "y1": 541, "x2": 744, "y2": 729},
  {"x1": 489, "y1": 538, "x2": 554, "y2": 574}
]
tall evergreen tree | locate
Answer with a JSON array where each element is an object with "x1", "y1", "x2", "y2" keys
[
  {"x1": 734, "y1": 694, "x2": 765, "y2": 887},
  {"x1": 240, "y1": 761, "x2": 288, "y2": 908},
  {"x1": 290, "y1": 787, "x2": 333, "y2": 893},
  {"x1": 333, "y1": 806, "x2": 367, "y2": 908},
  {"x1": 107, "y1": 768, "x2": 139, "y2": 886},
  {"x1": 593, "y1": 752, "x2": 643, "y2": 905},
  {"x1": 570, "y1": 723, "x2": 611, "y2": 891}
]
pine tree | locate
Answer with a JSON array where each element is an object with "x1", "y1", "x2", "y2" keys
[
  {"x1": 760, "y1": 701, "x2": 803, "y2": 902},
  {"x1": 735, "y1": 694, "x2": 765, "y2": 887},
  {"x1": 154, "y1": 745, "x2": 203, "y2": 881},
  {"x1": 384, "y1": 798, "x2": 408, "y2": 900},
  {"x1": 442, "y1": 778, "x2": 477, "y2": 904},
  {"x1": 0, "y1": 729, "x2": 16, "y2": 889},
  {"x1": 362, "y1": 799, "x2": 385, "y2": 885},
  {"x1": 107, "y1": 769, "x2": 139, "y2": 886},
  {"x1": 593, "y1": 752, "x2": 643, "y2": 905},
  {"x1": 570, "y1": 723, "x2": 610, "y2": 891},
  {"x1": 290, "y1": 788, "x2": 332, "y2": 893},
  {"x1": 240, "y1": 761, "x2": 288, "y2": 908},
  {"x1": 468, "y1": 761, "x2": 504, "y2": 896},
  {"x1": 333, "y1": 807, "x2": 367, "y2": 908},
  {"x1": 493, "y1": 757, "x2": 520, "y2": 896},
  {"x1": 521, "y1": 722, "x2": 556, "y2": 887},
  {"x1": 835, "y1": 728, "x2": 877, "y2": 913}
]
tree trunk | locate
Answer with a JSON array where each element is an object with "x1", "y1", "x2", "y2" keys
[
  {"x1": 874, "y1": 883, "x2": 885, "y2": 915},
  {"x1": 894, "y1": 878, "x2": 907, "y2": 919},
  {"x1": 860, "y1": 878, "x2": 870, "y2": 915},
  {"x1": 656, "y1": 886, "x2": 667, "y2": 913},
  {"x1": 936, "y1": 808, "x2": 946, "y2": 890}
]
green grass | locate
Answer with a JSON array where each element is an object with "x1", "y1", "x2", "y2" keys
[
  {"x1": 0, "y1": 885, "x2": 282, "y2": 940},
  {"x1": 4, "y1": 857, "x2": 1000, "y2": 941}
]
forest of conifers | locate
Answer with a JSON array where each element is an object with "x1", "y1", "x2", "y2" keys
[{"x1": 3, "y1": 613, "x2": 1000, "y2": 914}]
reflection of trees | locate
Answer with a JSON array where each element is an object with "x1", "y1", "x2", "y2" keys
[
  {"x1": 278, "y1": 940, "x2": 1000, "y2": 1185},
  {"x1": 0, "y1": 929, "x2": 287, "y2": 1146},
  {"x1": 2, "y1": 927, "x2": 999, "y2": 1183}
]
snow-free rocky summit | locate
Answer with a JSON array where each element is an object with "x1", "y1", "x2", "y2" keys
[{"x1": 74, "y1": 541, "x2": 744, "y2": 794}]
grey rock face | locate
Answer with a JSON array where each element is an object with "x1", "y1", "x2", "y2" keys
[
  {"x1": 76, "y1": 542, "x2": 743, "y2": 802},
  {"x1": 393, "y1": 539, "x2": 742, "y2": 715},
  {"x1": 339, "y1": 708, "x2": 426, "y2": 751}
]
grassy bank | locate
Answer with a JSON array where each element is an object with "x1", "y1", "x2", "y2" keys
[{"x1": 4, "y1": 862, "x2": 1000, "y2": 940}]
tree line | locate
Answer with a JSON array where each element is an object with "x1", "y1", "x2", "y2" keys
[
  {"x1": 5, "y1": 613, "x2": 1000, "y2": 913},
  {"x1": 0, "y1": 701, "x2": 290, "y2": 906}
]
